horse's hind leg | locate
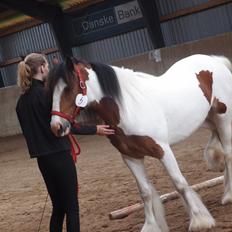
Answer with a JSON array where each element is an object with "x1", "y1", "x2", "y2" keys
[
  {"x1": 214, "y1": 116, "x2": 232, "y2": 204},
  {"x1": 122, "y1": 155, "x2": 169, "y2": 232},
  {"x1": 204, "y1": 130, "x2": 225, "y2": 172},
  {"x1": 160, "y1": 145, "x2": 215, "y2": 231}
]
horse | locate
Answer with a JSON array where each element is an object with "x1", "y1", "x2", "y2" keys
[{"x1": 48, "y1": 54, "x2": 232, "y2": 232}]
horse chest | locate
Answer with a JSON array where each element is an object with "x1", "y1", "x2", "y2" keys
[{"x1": 89, "y1": 97, "x2": 164, "y2": 159}]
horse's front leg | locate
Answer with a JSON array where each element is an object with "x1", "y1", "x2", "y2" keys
[
  {"x1": 122, "y1": 155, "x2": 169, "y2": 232},
  {"x1": 160, "y1": 145, "x2": 215, "y2": 231}
]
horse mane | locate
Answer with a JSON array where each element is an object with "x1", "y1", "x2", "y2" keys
[
  {"x1": 72, "y1": 57, "x2": 121, "y2": 101},
  {"x1": 90, "y1": 62, "x2": 121, "y2": 100}
]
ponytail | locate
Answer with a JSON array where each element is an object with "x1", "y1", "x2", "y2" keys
[
  {"x1": 17, "y1": 53, "x2": 47, "y2": 93},
  {"x1": 17, "y1": 61, "x2": 32, "y2": 93}
]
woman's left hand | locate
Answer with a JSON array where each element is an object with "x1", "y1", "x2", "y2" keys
[{"x1": 96, "y1": 125, "x2": 115, "y2": 136}]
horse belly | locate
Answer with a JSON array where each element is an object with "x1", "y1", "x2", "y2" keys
[
  {"x1": 119, "y1": 83, "x2": 210, "y2": 147},
  {"x1": 161, "y1": 87, "x2": 211, "y2": 145}
]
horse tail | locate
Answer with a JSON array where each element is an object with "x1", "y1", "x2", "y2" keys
[{"x1": 211, "y1": 55, "x2": 232, "y2": 73}]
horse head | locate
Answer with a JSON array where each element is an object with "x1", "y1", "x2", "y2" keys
[{"x1": 48, "y1": 57, "x2": 90, "y2": 136}]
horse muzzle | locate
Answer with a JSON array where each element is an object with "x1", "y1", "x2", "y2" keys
[{"x1": 50, "y1": 118, "x2": 71, "y2": 137}]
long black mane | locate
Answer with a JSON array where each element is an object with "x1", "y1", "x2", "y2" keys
[
  {"x1": 71, "y1": 57, "x2": 121, "y2": 101},
  {"x1": 90, "y1": 62, "x2": 121, "y2": 100}
]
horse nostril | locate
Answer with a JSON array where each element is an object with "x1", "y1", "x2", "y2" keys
[
  {"x1": 63, "y1": 121, "x2": 71, "y2": 131},
  {"x1": 57, "y1": 124, "x2": 64, "y2": 136}
]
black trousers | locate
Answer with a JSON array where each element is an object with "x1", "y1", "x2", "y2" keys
[{"x1": 37, "y1": 151, "x2": 80, "y2": 232}]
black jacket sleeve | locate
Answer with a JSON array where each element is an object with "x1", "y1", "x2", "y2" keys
[{"x1": 71, "y1": 125, "x2": 97, "y2": 135}]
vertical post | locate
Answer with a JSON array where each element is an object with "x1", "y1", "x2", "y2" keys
[
  {"x1": 0, "y1": 72, "x2": 4, "y2": 88},
  {"x1": 137, "y1": 0, "x2": 164, "y2": 49},
  {"x1": 50, "y1": 11, "x2": 73, "y2": 58}
]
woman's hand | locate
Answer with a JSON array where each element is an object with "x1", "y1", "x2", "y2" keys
[{"x1": 96, "y1": 125, "x2": 115, "y2": 136}]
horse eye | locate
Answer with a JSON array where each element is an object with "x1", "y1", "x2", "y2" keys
[{"x1": 64, "y1": 86, "x2": 70, "y2": 92}]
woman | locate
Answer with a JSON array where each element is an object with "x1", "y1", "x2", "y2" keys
[{"x1": 16, "y1": 53, "x2": 114, "y2": 232}]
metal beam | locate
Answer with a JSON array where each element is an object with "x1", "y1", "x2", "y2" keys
[
  {"x1": 0, "y1": 0, "x2": 73, "y2": 57},
  {"x1": 50, "y1": 12, "x2": 73, "y2": 57},
  {"x1": 138, "y1": 0, "x2": 164, "y2": 49},
  {"x1": 0, "y1": 0, "x2": 58, "y2": 21}
]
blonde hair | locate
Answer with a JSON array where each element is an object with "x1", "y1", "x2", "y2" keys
[{"x1": 17, "y1": 53, "x2": 47, "y2": 93}]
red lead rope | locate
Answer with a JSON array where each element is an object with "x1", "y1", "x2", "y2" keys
[
  {"x1": 51, "y1": 110, "x2": 81, "y2": 163},
  {"x1": 68, "y1": 66, "x2": 86, "y2": 162},
  {"x1": 68, "y1": 133, "x2": 81, "y2": 163}
]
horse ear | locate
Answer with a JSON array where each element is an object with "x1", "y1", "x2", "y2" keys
[
  {"x1": 52, "y1": 56, "x2": 60, "y2": 65},
  {"x1": 65, "y1": 56, "x2": 74, "y2": 71}
]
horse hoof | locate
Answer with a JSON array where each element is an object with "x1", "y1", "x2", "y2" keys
[
  {"x1": 222, "y1": 192, "x2": 232, "y2": 205},
  {"x1": 189, "y1": 214, "x2": 215, "y2": 231}
]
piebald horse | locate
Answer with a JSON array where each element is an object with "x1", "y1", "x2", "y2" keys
[{"x1": 48, "y1": 54, "x2": 232, "y2": 232}]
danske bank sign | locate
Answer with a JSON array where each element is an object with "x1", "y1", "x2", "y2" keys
[
  {"x1": 115, "y1": 1, "x2": 142, "y2": 24},
  {"x1": 72, "y1": 0, "x2": 143, "y2": 44}
]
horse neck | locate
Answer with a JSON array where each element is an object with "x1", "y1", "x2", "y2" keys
[
  {"x1": 86, "y1": 65, "x2": 163, "y2": 106},
  {"x1": 112, "y1": 66, "x2": 161, "y2": 101}
]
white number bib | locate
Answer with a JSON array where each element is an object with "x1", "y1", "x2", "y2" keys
[{"x1": 75, "y1": 94, "x2": 88, "y2": 107}]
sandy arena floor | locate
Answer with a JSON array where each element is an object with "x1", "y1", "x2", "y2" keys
[{"x1": 0, "y1": 128, "x2": 232, "y2": 232}]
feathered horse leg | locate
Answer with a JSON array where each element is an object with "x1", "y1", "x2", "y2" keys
[
  {"x1": 160, "y1": 145, "x2": 215, "y2": 231},
  {"x1": 122, "y1": 155, "x2": 169, "y2": 232}
]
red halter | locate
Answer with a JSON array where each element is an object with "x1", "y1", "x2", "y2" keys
[{"x1": 51, "y1": 66, "x2": 87, "y2": 162}]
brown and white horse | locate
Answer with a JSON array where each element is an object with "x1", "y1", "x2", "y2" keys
[{"x1": 48, "y1": 55, "x2": 232, "y2": 232}]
